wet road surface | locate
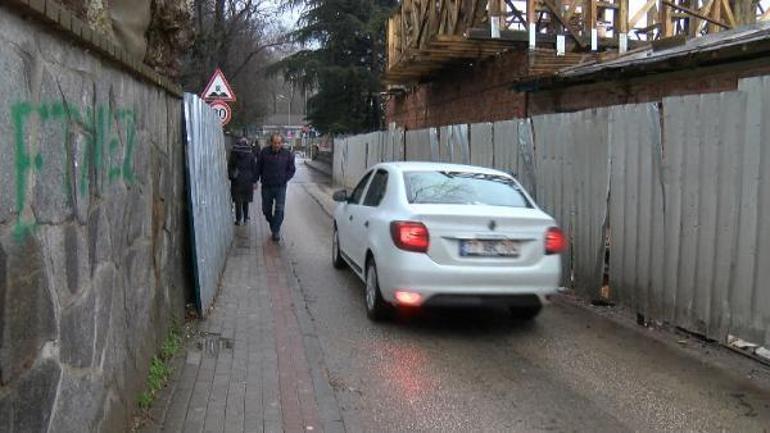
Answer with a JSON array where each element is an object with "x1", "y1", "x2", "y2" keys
[{"x1": 276, "y1": 162, "x2": 770, "y2": 433}]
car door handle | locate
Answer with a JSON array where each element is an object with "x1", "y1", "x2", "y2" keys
[{"x1": 364, "y1": 221, "x2": 369, "y2": 228}]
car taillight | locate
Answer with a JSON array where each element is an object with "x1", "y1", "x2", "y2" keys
[
  {"x1": 545, "y1": 227, "x2": 567, "y2": 254},
  {"x1": 390, "y1": 221, "x2": 429, "y2": 253}
]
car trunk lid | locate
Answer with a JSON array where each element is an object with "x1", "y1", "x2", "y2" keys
[{"x1": 408, "y1": 204, "x2": 555, "y2": 267}]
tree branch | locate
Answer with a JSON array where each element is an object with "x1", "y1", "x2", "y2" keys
[{"x1": 230, "y1": 40, "x2": 287, "y2": 79}]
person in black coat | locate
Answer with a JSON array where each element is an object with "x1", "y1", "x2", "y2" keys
[
  {"x1": 228, "y1": 137, "x2": 258, "y2": 225},
  {"x1": 256, "y1": 134, "x2": 296, "y2": 241}
]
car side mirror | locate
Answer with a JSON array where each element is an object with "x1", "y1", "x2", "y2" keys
[{"x1": 333, "y1": 190, "x2": 349, "y2": 202}]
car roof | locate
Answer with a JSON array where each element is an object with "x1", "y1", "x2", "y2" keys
[{"x1": 371, "y1": 161, "x2": 510, "y2": 176}]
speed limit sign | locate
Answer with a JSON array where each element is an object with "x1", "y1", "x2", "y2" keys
[{"x1": 208, "y1": 100, "x2": 232, "y2": 126}]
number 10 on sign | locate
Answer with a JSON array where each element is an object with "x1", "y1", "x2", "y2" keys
[{"x1": 209, "y1": 100, "x2": 232, "y2": 126}]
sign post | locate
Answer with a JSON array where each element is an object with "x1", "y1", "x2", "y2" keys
[
  {"x1": 201, "y1": 68, "x2": 237, "y2": 126},
  {"x1": 209, "y1": 100, "x2": 232, "y2": 126}
]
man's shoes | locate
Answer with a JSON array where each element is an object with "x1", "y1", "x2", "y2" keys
[
  {"x1": 235, "y1": 221, "x2": 240, "y2": 226},
  {"x1": 271, "y1": 232, "x2": 281, "y2": 242}
]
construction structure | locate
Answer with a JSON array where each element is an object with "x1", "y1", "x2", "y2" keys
[
  {"x1": 386, "y1": 0, "x2": 768, "y2": 82},
  {"x1": 384, "y1": 0, "x2": 770, "y2": 128}
]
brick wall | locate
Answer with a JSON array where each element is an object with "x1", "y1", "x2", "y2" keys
[
  {"x1": 386, "y1": 49, "x2": 770, "y2": 128},
  {"x1": 386, "y1": 48, "x2": 529, "y2": 129},
  {"x1": 528, "y1": 59, "x2": 770, "y2": 115}
]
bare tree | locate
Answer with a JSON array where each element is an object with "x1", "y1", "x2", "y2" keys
[{"x1": 182, "y1": 0, "x2": 289, "y2": 128}]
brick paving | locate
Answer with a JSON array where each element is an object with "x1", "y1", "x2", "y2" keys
[{"x1": 142, "y1": 218, "x2": 344, "y2": 433}]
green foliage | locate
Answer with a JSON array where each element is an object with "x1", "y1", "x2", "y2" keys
[
  {"x1": 160, "y1": 329, "x2": 182, "y2": 361},
  {"x1": 136, "y1": 326, "x2": 183, "y2": 410},
  {"x1": 271, "y1": 0, "x2": 397, "y2": 134}
]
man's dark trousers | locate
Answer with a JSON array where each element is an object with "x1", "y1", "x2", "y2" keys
[{"x1": 261, "y1": 186, "x2": 287, "y2": 235}]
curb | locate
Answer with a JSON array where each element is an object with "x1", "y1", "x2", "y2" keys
[{"x1": 304, "y1": 159, "x2": 333, "y2": 177}]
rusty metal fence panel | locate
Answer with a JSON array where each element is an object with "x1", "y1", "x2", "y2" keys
[
  {"x1": 608, "y1": 104, "x2": 664, "y2": 313},
  {"x1": 470, "y1": 122, "x2": 494, "y2": 167},
  {"x1": 183, "y1": 94, "x2": 233, "y2": 314},
  {"x1": 661, "y1": 87, "x2": 769, "y2": 346},
  {"x1": 439, "y1": 126, "x2": 453, "y2": 162},
  {"x1": 532, "y1": 109, "x2": 609, "y2": 293},
  {"x1": 571, "y1": 108, "x2": 611, "y2": 299},
  {"x1": 363, "y1": 131, "x2": 382, "y2": 168},
  {"x1": 333, "y1": 137, "x2": 346, "y2": 186},
  {"x1": 344, "y1": 135, "x2": 368, "y2": 188},
  {"x1": 532, "y1": 113, "x2": 575, "y2": 286},
  {"x1": 492, "y1": 120, "x2": 516, "y2": 173},
  {"x1": 405, "y1": 129, "x2": 434, "y2": 161},
  {"x1": 515, "y1": 119, "x2": 537, "y2": 196},
  {"x1": 491, "y1": 119, "x2": 537, "y2": 195},
  {"x1": 736, "y1": 76, "x2": 770, "y2": 348},
  {"x1": 449, "y1": 124, "x2": 470, "y2": 164}
]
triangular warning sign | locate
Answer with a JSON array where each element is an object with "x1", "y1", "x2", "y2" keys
[{"x1": 202, "y1": 68, "x2": 237, "y2": 102}]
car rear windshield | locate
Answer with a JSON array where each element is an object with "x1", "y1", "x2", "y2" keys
[{"x1": 403, "y1": 171, "x2": 531, "y2": 207}]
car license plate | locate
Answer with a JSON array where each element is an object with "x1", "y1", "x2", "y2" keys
[{"x1": 460, "y1": 240, "x2": 520, "y2": 257}]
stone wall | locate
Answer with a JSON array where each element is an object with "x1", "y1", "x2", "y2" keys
[{"x1": 0, "y1": 4, "x2": 189, "y2": 433}]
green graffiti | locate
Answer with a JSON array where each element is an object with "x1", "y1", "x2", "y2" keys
[
  {"x1": 10, "y1": 100, "x2": 139, "y2": 241},
  {"x1": 11, "y1": 102, "x2": 35, "y2": 241},
  {"x1": 119, "y1": 109, "x2": 137, "y2": 183}
]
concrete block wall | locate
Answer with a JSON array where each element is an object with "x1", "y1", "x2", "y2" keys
[{"x1": 0, "y1": 4, "x2": 189, "y2": 433}]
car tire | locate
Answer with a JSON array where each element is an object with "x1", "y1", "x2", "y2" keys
[
  {"x1": 365, "y1": 259, "x2": 390, "y2": 322},
  {"x1": 332, "y1": 226, "x2": 345, "y2": 270},
  {"x1": 510, "y1": 305, "x2": 542, "y2": 321}
]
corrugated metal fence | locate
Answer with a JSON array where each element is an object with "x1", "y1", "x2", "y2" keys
[
  {"x1": 183, "y1": 94, "x2": 233, "y2": 314},
  {"x1": 332, "y1": 75, "x2": 770, "y2": 348}
]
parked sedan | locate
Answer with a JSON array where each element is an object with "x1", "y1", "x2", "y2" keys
[{"x1": 332, "y1": 162, "x2": 566, "y2": 321}]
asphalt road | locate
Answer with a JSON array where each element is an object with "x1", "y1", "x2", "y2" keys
[{"x1": 277, "y1": 162, "x2": 770, "y2": 433}]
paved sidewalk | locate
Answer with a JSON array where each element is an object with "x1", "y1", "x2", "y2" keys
[{"x1": 141, "y1": 218, "x2": 345, "y2": 433}]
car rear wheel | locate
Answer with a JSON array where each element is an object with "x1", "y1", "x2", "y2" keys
[
  {"x1": 332, "y1": 226, "x2": 345, "y2": 269},
  {"x1": 509, "y1": 305, "x2": 542, "y2": 321},
  {"x1": 365, "y1": 260, "x2": 390, "y2": 321}
]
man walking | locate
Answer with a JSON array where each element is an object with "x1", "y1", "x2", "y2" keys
[{"x1": 257, "y1": 134, "x2": 296, "y2": 241}]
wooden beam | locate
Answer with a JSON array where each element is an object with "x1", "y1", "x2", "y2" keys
[
  {"x1": 662, "y1": 0, "x2": 731, "y2": 28},
  {"x1": 541, "y1": 0, "x2": 587, "y2": 47},
  {"x1": 527, "y1": 0, "x2": 538, "y2": 26},
  {"x1": 634, "y1": 22, "x2": 661, "y2": 33},
  {"x1": 618, "y1": 0, "x2": 629, "y2": 33},
  {"x1": 597, "y1": 2, "x2": 619, "y2": 9},
  {"x1": 660, "y1": 0, "x2": 674, "y2": 37},
  {"x1": 709, "y1": 0, "x2": 723, "y2": 32},
  {"x1": 731, "y1": 0, "x2": 755, "y2": 25},
  {"x1": 584, "y1": 0, "x2": 597, "y2": 38},
  {"x1": 695, "y1": 0, "x2": 715, "y2": 34},
  {"x1": 629, "y1": 0, "x2": 658, "y2": 28},
  {"x1": 562, "y1": 0, "x2": 583, "y2": 21},
  {"x1": 721, "y1": 0, "x2": 737, "y2": 27},
  {"x1": 508, "y1": 3, "x2": 529, "y2": 26}
]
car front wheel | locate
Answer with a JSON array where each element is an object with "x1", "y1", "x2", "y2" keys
[
  {"x1": 332, "y1": 226, "x2": 345, "y2": 269},
  {"x1": 365, "y1": 260, "x2": 390, "y2": 321}
]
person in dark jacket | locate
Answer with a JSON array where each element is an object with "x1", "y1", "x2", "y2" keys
[
  {"x1": 256, "y1": 134, "x2": 296, "y2": 241},
  {"x1": 228, "y1": 137, "x2": 258, "y2": 225}
]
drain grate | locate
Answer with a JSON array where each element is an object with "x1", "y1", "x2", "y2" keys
[{"x1": 196, "y1": 332, "x2": 234, "y2": 356}]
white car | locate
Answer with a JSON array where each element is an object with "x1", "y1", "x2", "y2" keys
[{"x1": 332, "y1": 162, "x2": 566, "y2": 321}]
